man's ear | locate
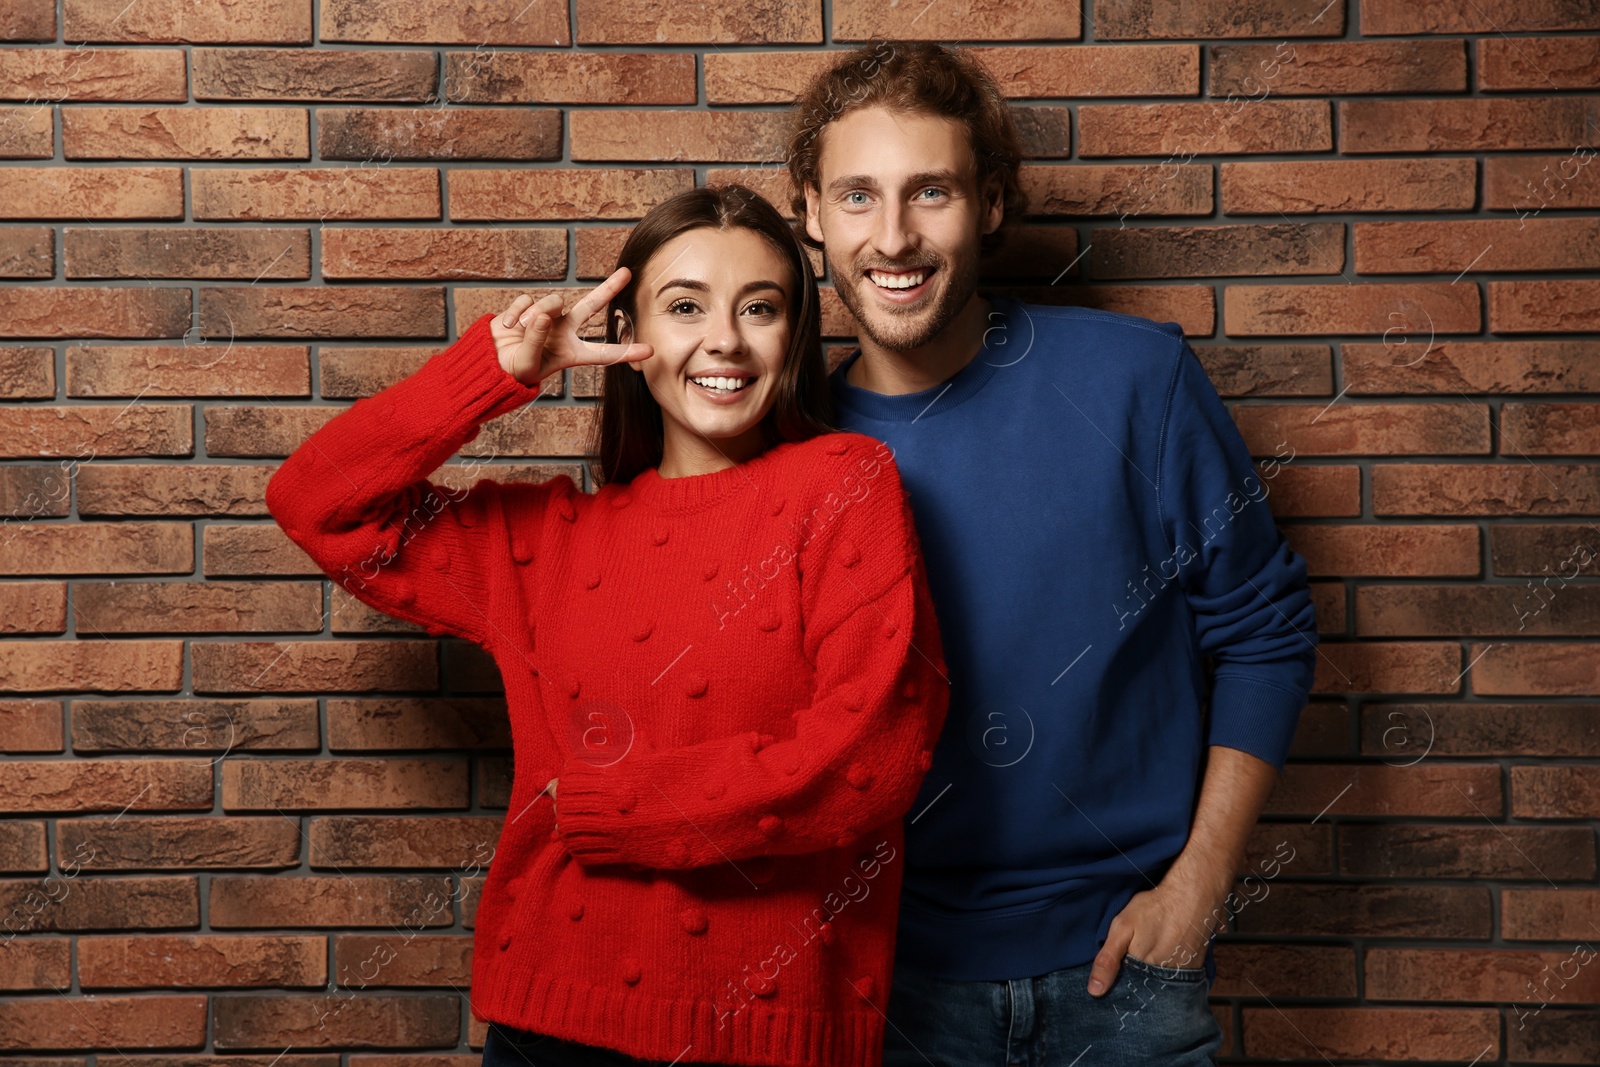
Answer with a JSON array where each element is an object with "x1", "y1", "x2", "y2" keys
[
  {"x1": 613, "y1": 309, "x2": 644, "y2": 372},
  {"x1": 803, "y1": 184, "x2": 825, "y2": 246},
  {"x1": 980, "y1": 171, "x2": 1005, "y2": 238}
]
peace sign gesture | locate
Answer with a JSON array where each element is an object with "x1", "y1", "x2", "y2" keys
[{"x1": 491, "y1": 267, "x2": 654, "y2": 386}]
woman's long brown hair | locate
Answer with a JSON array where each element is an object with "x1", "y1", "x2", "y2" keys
[{"x1": 589, "y1": 183, "x2": 835, "y2": 487}]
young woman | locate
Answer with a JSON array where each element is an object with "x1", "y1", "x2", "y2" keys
[{"x1": 265, "y1": 185, "x2": 950, "y2": 1067}]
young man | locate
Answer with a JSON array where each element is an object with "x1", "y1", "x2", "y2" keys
[{"x1": 786, "y1": 41, "x2": 1318, "y2": 1065}]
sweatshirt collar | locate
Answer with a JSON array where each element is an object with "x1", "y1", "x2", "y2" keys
[{"x1": 830, "y1": 292, "x2": 1015, "y2": 423}]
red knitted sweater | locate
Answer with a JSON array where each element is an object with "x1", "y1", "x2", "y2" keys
[{"x1": 264, "y1": 311, "x2": 950, "y2": 1067}]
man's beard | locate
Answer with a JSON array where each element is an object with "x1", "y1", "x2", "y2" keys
[{"x1": 831, "y1": 251, "x2": 978, "y2": 354}]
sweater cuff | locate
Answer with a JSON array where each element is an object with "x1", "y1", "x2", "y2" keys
[
  {"x1": 554, "y1": 757, "x2": 636, "y2": 866},
  {"x1": 408, "y1": 311, "x2": 545, "y2": 433},
  {"x1": 1206, "y1": 674, "x2": 1307, "y2": 772}
]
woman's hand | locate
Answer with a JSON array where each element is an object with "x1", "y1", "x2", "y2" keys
[{"x1": 491, "y1": 268, "x2": 654, "y2": 386}]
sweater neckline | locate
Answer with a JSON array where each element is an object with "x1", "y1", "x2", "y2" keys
[
  {"x1": 626, "y1": 439, "x2": 797, "y2": 514},
  {"x1": 831, "y1": 292, "x2": 1015, "y2": 423}
]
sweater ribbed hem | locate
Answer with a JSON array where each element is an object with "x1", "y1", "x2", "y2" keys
[{"x1": 470, "y1": 935, "x2": 887, "y2": 1067}]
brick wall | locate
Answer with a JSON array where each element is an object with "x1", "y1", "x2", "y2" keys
[{"x1": 2, "y1": 0, "x2": 1598, "y2": 1062}]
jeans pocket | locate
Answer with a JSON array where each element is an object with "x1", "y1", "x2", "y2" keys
[{"x1": 1122, "y1": 951, "x2": 1207, "y2": 983}]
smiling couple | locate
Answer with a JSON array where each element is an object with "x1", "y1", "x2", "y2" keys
[{"x1": 268, "y1": 38, "x2": 1317, "y2": 1067}]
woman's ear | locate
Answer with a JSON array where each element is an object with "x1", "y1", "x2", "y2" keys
[{"x1": 613, "y1": 309, "x2": 644, "y2": 373}]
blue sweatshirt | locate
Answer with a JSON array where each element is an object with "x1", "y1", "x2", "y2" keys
[{"x1": 827, "y1": 293, "x2": 1318, "y2": 983}]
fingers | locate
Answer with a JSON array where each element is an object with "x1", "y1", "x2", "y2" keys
[
  {"x1": 500, "y1": 292, "x2": 564, "y2": 329},
  {"x1": 566, "y1": 267, "x2": 633, "y2": 326}
]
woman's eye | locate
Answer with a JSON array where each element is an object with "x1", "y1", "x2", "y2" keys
[
  {"x1": 667, "y1": 299, "x2": 698, "y2": 315},
  {"x1": 745, "y1": 300, "x2": 778, "y2": 316}
]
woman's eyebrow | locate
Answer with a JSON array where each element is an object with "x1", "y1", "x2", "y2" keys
[{"x1": 654, "y1": 278, "x2": 787, "y2": 298}]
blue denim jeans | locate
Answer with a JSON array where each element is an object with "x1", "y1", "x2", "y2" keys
[{"x1": 881, "y1": 953, "x2": 1224, "y2": 1066}]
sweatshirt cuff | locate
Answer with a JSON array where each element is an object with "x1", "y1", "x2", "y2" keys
[
  {"x1": 1206, "y1": 674, "x2": 1308, "y2": 772},
  {"x1": 554, "y1": 757, "x2": 636, "y2": 866},
  {"x1": 407, "y1": 311, "x2": 545, "y2": 433}
]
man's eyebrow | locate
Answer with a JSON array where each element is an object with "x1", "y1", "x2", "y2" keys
[
  {"x1": 653, "y1": 278, "x2": 787, "y2": 299},
  {"x1": 825, "y1": 169, "x2": 964, "y2": 196}
]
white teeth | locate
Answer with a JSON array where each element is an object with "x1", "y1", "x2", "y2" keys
[
  {"x1": 690, "y1": 375, "x2": 750, "y2": 393},
  {"x1": 869, "y1": 270, "x2": 928, "y2": 289}
]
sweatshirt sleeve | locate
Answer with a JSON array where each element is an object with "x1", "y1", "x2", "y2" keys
[
  {"x1": 264, "y1": 310, "x2": 550, "y2": 651},
  {"x1": 553, "y1": 434, "x2": 951, "y2": 869},
  {"x1": 1157, "y1": 339, "x2": 1319, "y2": 773}
]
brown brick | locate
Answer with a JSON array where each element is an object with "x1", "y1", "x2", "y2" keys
[
  {"x1": 1502, "y1": 889, "x2": 1600, "y2": 940},
  {"x1": 0, "y1": 758, "x2": 210, "y2": 813},
  {"x1": 0, "y1": 993, "x2": 207, "y2": 1050},
  {"x1": 0, "y1": 581, "x2": 67, "y2": 635},
  {"x1": 1095, "y1": 0, "x2": 1340, "y2": 38},
  {"x1": 63, "y1": 106, "x2": 308, "y2": 159},
  {"x1": 193, "y1": 167, "x2": 440, "y2": 221},
  {"x1": 320, "y1": 0, "x2": 569, "y2": 44},
  {"x1": 204, "y1": 523, "x2": 320, "y2": 576},
  {"x1": 222, "y1": 758, "x2": 469, "y2": 812},
  {"x1": 318, "y1": 107, "x2": 560, "y2": 162},
  {"x1": 0, "y1": 639, "x2": 184, "y2": 692},
  {"x1": 965, "y1": 45, "x2": 1197, "y2": 97},
  {"x1": 1090, "y1": 223, "x2": 1343, "y2": 280},
  {"x1": 1310, "y1": 583, "x2": 1345, "y2": 635},
  {"x1": 209, "y1": 875, "x2": 455, "y2": 929},
  {"x1": 0, "y1": 464, "x2": 72, "y2": 521},
  {"x1": 0, "y1": 102, "x2": 54, "y2": 155},
  {"x1": 1022, "y1": 163, "x2": 1213, "y2": 219},
  {"x1": 478, "y1": 757, "x2": 512, "y2": 808},
  {"x1": 322, "y1": 227, "x2": 565, "y2": 281},
  {"x1": 0, "y1": 165, "x2": 182, "y2": 219},
  {"x1": 454, "y1": 52, "x2": 694, "y2": 106},
  {"x1": 993, "y1": 285, "x2": 1214, "y2": 337},
  {"x1": 1471, "y1": 642, "x2": 1600, "y2": 696},
  {"x1": 833, "y1": 0, "x2": 1076, "y2": 42},
  {"x1": 308, "y1": 815, "x2": 501, "y2": 867},
  {"x1": 1313, "y1": 642, "x2": 1461, "y2": 695},
  {"x1": 971, "y1": 225, "x2": 1081, "y2": 283},
  {"x1": 1195, "y1": 345, "x2": 1332, "y2": 397},
  {"x1": 73, "y1": 698, "x2": 319, "y2": 753},
  {"x1": 75, "y1": 580, "x2": 322, "y2": 633},
  {"x1": 1340, "y1": 824, "x2": 1594, "y2": 880},
  {"x1": 1210, "y1": 943, "x2": 1354, "y2": 998},
  {"x1": 1355, "y1": 218, "x2": 1600, "y2": 274},
  {"x1": 1366, "y1": 947, "x2": 1600, "y2": 1004},
  {"x1": 1221, "y1": 158, "x2": 1476, "y2": 214},
  {"x1": 80, "y1": 934, "x2": 326, "y2": 989},
  {"x1": 76, "y1": 464, "x2": 275, "y2": 517},
  {"x1": 1479, "y1": 36, "x2": 1600, "y2": 91},
  {"x1": 0, "y1": 226, "x2": 52, "y2": 277},
  {"x1": 0, "y1": 875, "x2": 199, "y2": 931},
  {"x1": 0, "y1": 46, "x2": 185, "y2": 101},
  {"x1": 333, "y1": 934, "x2": 472, "y2": 987},
  {"x1": 1224, "y1": 282, "x2": 1481, "y2": 336},
  {"x1": 0, "y1": 522, "x2": 192, "y2": 576},
  {"x1": 1485, "y1": 155, "x2": 1600, "y2": 212},
  {"x1": 1491, "y1": 279, "x2": 1600, "y2": 333},
  {"x1": 1512, "y1": 767, "x2": 1600, "y2": 819},
  {"x1": 204, "y1": 406, "x2": 338, "y2": 457},
  {"x1": 0, "y1": 817, "x2": 47, "y2": 872},
  {"x1": 1243, "y1": 1007, "x2": 1498, "y2": 1062},
  {"x1": 1490, "y1": 524, "x2": 1600, "y2": 577},
  {"x1": 1343, "y1": 341, "x2": 1600, "y2": 394},
  {"x1": 1361, "y1": 0, "x2": 1600, "y2": 34},
  {"x1": 212, "y1": 992, "x2": 459, "y2": 1050},
  {"x1": 193, "y1": 640, "x2": 438, "y2": 694},
  {"x1": 1265, "y1": 762, "x2": 1499, "y2": 818},
  {"x1": 1, "y1": 1, "x2": 56, "y2": 40},
  {"x1": 571, "y1": 110, "x2": 789, "y2": 163},
  {"x1": 1340, "y1": 98, "x2": 1600, "y2": 153},
  {"x1": 193, "y1": 48, "x2": 437, "y2": 102},
  {"x1": 1507, "y1": 1010, "x2": 1600, "y2": 1064},
  {"x1": 64, "y1": 225, "x2": 310, "y2": 280},
  {"x1": 1234, "y1": 402, "x2": 1489, "y2": 456},
  {"x1": 1238, "y1": 883, "x2": 1491, "y2": 939},
  {"x1": 60, "y1": 815, "x2": 300, "y2": 869},
  {"x1": 0, "y1": 403, "x2": 191, "y2": 458},
  {"x1": 317, "y1": 344, "x2": 445, "y2": 396},
  {"x1": 327, "y1": 697, "x2": 511, "y2": 751},
  {"x1": 0, "y1": 286, "x2": 190, "y2": 338},
  {"x1": 199, "y1": 285, "x2": 445, "y2": 340},
  {"x1": 68, "y1": 342, "x2": 309, "y2": 398},
  {"x1": 64, "y1": 0, "x2": 312, "y2": 43},
  {"x1": 1256, "y1": 464, "x2": 1360, "y2": 517},
  {"x1": 0, "y1": 936, "x2": 70, "y2": 990},
  {"x1": 1079, "y1": 100, "x2": 1330, "y2": 157},
  {"x1": 1362, "y1": 703, "x2": 1600, "y2": 758},
  {"x1": 1359, "y1": 585, "x2": 1600, "y2": 637},
  {"x1": 0, "y1": 699, "x2": 62, "y2": 751},
  {"x1": 451, "y1": 168, "x2": 691, "y2": 223},
  {"x1": 1213, "y1": 40, "x2": 1464, "y2": 96},
  {"x1": 1284, "y1": 525, "x2": 1480, "y2": 578},
  {"x1": 1504, "y1": 403, "x2": 1600, "y2": 454},
  {"x1": 0, "y1": 347, "x2": 53, "y2": 397},
  {"x1": 1373, "y1": 464, "x2": 1600, "y2": 516}
]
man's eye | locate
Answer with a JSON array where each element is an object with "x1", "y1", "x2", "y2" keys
[
  {"x1": 845, "y1": 192, "x2": 869, "y2": 206},
  {"x1": 918, "y1": 187, "x2": 944, "y2": 200}
]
